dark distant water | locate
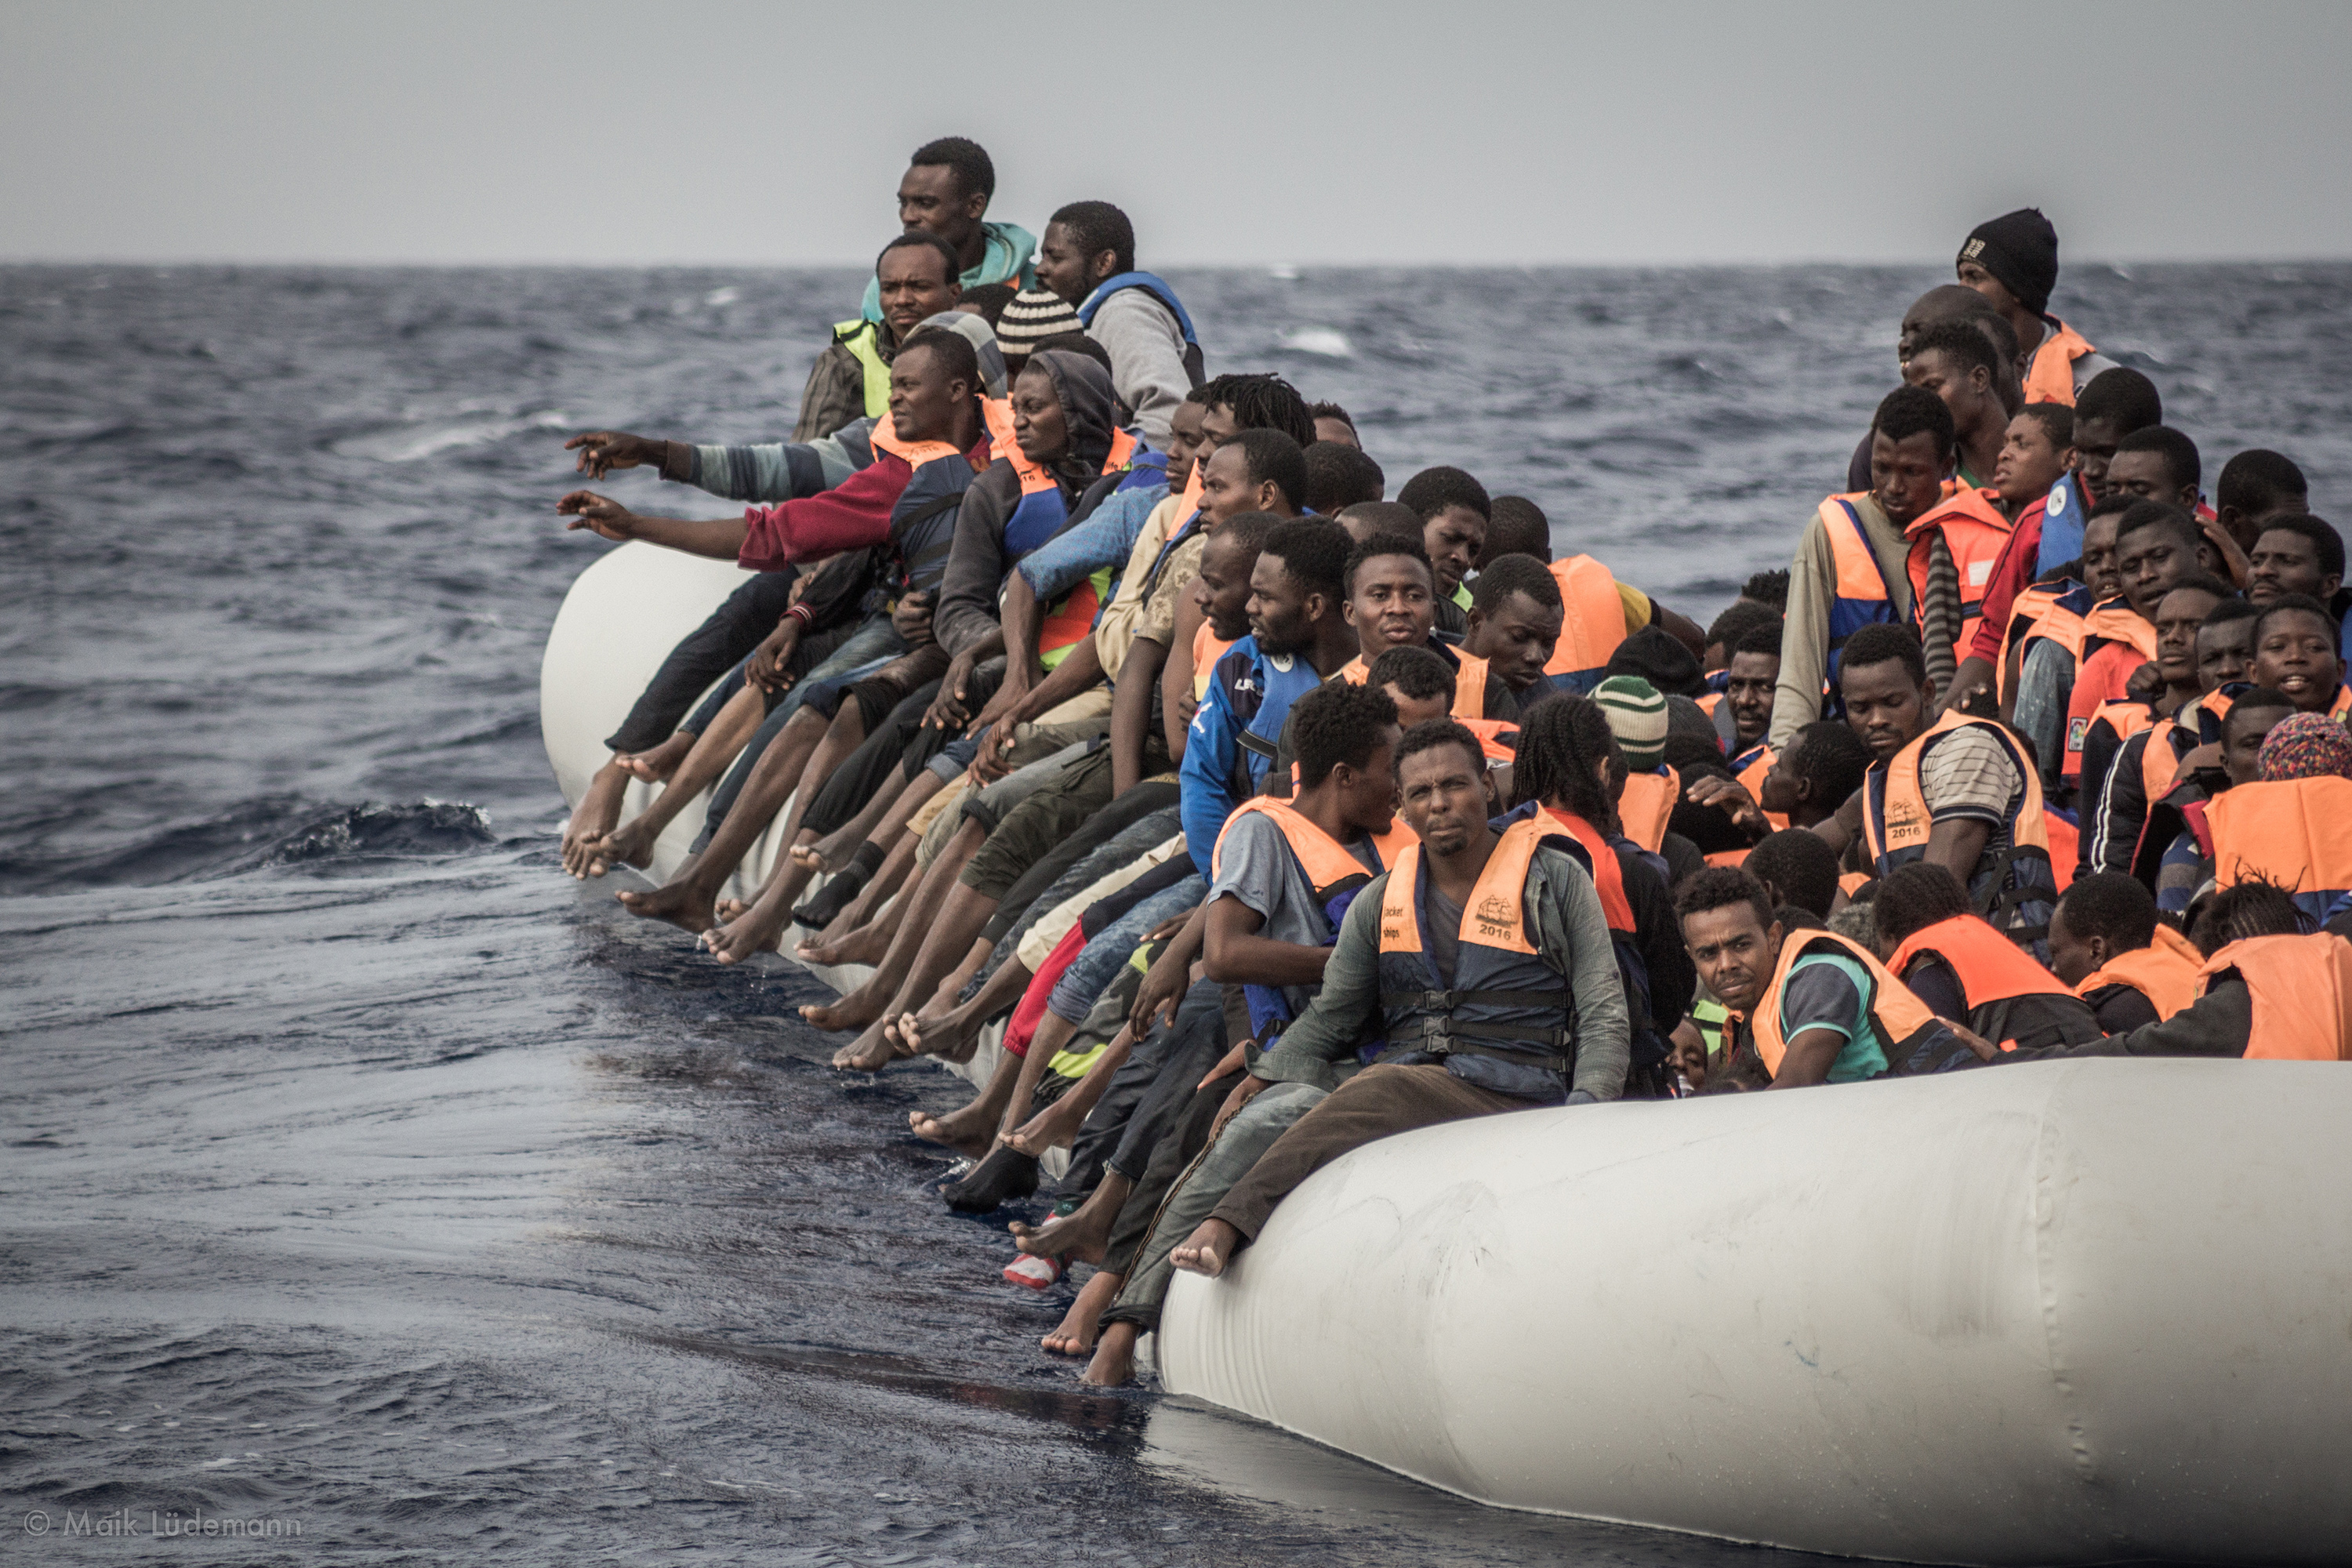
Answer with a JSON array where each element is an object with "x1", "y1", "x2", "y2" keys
[{"x1": 5, "y1": 263, "x2": 2350, "y2": 1564}]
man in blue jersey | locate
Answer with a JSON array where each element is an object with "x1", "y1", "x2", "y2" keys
[{"x1": 1180, "y1": 518, "x2": 1360, "y2": 875}]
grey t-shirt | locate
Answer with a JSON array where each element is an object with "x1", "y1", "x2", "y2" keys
[
  {"x1": 1209, "y1": 811, "x2": 1382, "y2": 1023},
  {"x1": 1425, "y1": 882, "x2": 1465, "y2": 990}
]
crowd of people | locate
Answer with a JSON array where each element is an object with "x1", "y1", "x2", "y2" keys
[{"x1": 549, "y1": 136, "x2": 2352, "y2": 1385}]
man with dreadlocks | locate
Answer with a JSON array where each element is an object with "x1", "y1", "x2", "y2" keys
[
  {"x1": 1169, "y1": 719, "x2": 1630, "y2": 1279},
  {"x1": 1495, "y1": 693, "x2": 1695, "y2": 1094}
]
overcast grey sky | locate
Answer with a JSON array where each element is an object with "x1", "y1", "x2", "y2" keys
[{"x1": 6, "y1": 0, "x2": 2348, "y2": 267}]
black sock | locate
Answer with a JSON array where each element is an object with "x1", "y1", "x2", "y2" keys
[
  {"x1": 942, "y1": 1145, "x2": 1039, "y2": 1213},
  {"x1": 790, "y1": 841, "x2": 885, "y2": 929}
]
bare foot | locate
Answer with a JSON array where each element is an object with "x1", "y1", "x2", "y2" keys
[
  {"x1": 793, "y1": 920, "x2": 891, "y2": 969},
  {"x1": 1171, "y1": 1218, "x2": 1240, "y2": 1279},
  {"x1": 908, "y1": 1098, "x2": 1000, "y2": 1159},
  {"x1": 1005, "y1": 1090, "x2": 1089, "y2": 1158},
  {"x1": 897, "y1": 1004, "x2": 984, "y2": 1065},
  {"x1": 1008, "y1": 1174, "x2": 1126, "y2": 1265},
  {"x1": 561, "y1": 765, "x2": 629, "y2": 879},
  {"x1": 714, "y1": 898, "x2": 749, "y2": 922},
  {"x1": 830, "y1": 1018, "x2": 909, "y2": 1072},
  {"x1": 615, "y1": 731, "x2": 692, "y2": 784},
  {"x1": 1045, "y1": 1270, "x2": 1123, "y2": 1358},
  {"x1": 800, "y1": 980, "x2": 887, "y2": 1033},
  {"x1": 786, "y1": 836, "x2": 855, "y2": 877},
  {"x1": 592, "y1": 811, "x2": 660, "y2": 873},
  {"x1": 702, "y1": 895, "x2": 789, "y2": 964},
  {"x1": 615, "y1": 877, "x2": 717, "y2": 935},
  {"x1": 1080, "y1": 1319, "x2": 1140, "y2": 1385}
]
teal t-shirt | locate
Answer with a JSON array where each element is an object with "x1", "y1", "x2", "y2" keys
[{"x1": 1775, "y1": 953, "x2": 1893, "y2": 1082}]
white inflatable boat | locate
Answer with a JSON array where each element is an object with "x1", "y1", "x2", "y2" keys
[{"x1": 546, "y1": 543, "x2": 2352, "y2": 1565}]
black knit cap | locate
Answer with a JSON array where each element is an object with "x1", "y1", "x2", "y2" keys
[{"x1": 1956, "y1": 207, "x2": 2059, "y2": 318}]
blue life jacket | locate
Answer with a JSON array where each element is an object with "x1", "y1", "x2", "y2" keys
[
  {"x1": 1076, "y1": 271, "x2": 1206, "y2": 388},
  {"x1": 2034, "y1": 471, "x2": 2092, "y2": 578}
]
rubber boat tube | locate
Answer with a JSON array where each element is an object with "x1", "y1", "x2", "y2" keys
[{"x1": 1157, "y1": 1058, "x2": 2352, "y2": 1564}]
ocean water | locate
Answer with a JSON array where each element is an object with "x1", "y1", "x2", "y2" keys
[{"x1": 5, "y1": 262, "x2": 2350, "y2": 1564}]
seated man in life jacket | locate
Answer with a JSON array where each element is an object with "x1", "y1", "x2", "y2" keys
[
  {"x1": 1395, "y1": 467, "x2": 1488, "y2": 633},
  {"x1": 1180, "y1": 520, "x2": 1363, "y2": 873},
  {"x1": 2086, "y1": 597, "x2": 2254, "y2": 877},
  {"x1": 1168, "y1": 721, "x2": 1632, "y2": 1279},
  {"x1": 1501, "y1": 694, "x2": 1698, "y2": 1098},
  {"x1": 1839, "y1": 285, "x2": 2022, "y2": 495},
  {"x1": 1956, "y1": 208, "x2": 2117, "y2": 406},
  {"x1": 1072, "y1": 682, "x2": 1414, "y2": 1384},
  {"x1": 1769, "y1": 386, "x2": 2005, "y2": 750},
  {"x1": 804, "y1": 230, "x2": 973, "y2": 441},
  {"x1": 1676, "y1": 866, "x2": 1978, "y2": 1089},
  {"x1": 1706, "y1": 621, "x2": 1781, "y2": 771},
  {"x1": 2060, "y1": 503, "x2": 2230, "y2": 799},
  {"x1": 2139, "y1": 689, "x2": 2298, "y2": 917},
  {"x1": 2046, "y1": 872, "x2": 2204, "y2": 1032},
  {"x1": 1871, "y1": 863, "x2": 2103, "y2": 1053},
  {"x1": 2007, "y1": 492, "x2": 2136, "y2": 789},
  {"x1": 1672, "y1": 829, "x2": 1846, "y2": 1090},
  {"x1": 2074, "y1": 575, "x2": 2235, "y2": 872},
  {"x1": 1033, "y1": 199, "x2": 1200, "y2": 446},
  {"x1": 2013, "y1": 877, "x2": 2352, "y2": 1062},
  {"x1": 552, "y1": 320, "x2": 1000, "y2": 891},
  {"x1": 1902, "y1": 319, "x2": 2014, "y2": 494},
  {"x1": 1809, "y1": 622, "x2": 2060, "y2": 949}
]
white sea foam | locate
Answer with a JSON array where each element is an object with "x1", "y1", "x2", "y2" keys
[{"x1": 1278, "y1": 326, "x2": 1352, "y2": 358}]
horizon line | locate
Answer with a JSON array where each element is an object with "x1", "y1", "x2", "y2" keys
[{"x1": 7, "y1": 253, "x2": 2350, "y2": 272}]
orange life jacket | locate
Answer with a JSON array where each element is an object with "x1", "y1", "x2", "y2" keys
[
  {"x1": 2074, "y1": 924, "x2": 2203, "y2": 1022},
  {"x1": 2023, "y1": 319, "x2": 2099, "y2": 407},
  {"x1": 2198, "y1": 932, "x2": 2352, "y2": 1061},
  {"x1": 1534, "y1": 804, "x2": 1635, "y2": 932},
  {"x1": 1617, "y1": 766, "x2": 1678, "y2": 855},
  {"x1": 1210, "y1": 795, "x2": 1412, "y2": 890},
  {"x1": 1541, "y1": 555, "x2": 1628, "y2": 693},
  {"x1": 1902, "y1": 484, "x2": 2016, "y2": 669},
  {"x1": 1730, "y1": 743, "x2": 1788, "y2": 833},
  {"x1": 1462, "y1": 717, "x2": 1521, "y2": 766},
  {"x1": 1998, "y1": 579, "x2": 2084, "y2": 703},
  {"x1": 1336, "y1": 649, "x2": 1490, "y2": 724},
  {"x1": 1704, "y1": 849, "x2": 1751, "y2": 868},
  {"x1": 993, "y1": 416, "x2": 1144, "y2": 670},
  {"x1": 1838, "y1": 871, "x2": 1875, "y2": 897},
  {"x1": 1738, "y1": 927, "x2": 1946, "y2": 1079},
  {"x1": 1190, "y1": 619, "x2": 1232, "y2": 702},
  {"x1": 1863, "y1": 712, "x2": 2056, "y2": 933},
  {"x1": 1885, "y1": 912, "x2": 2092, "y2": 1051},
  {"x1": 2044, "y1": 811, "x2": 2079, "y2": 892},
  {"x1": 2205, "y1": 775, "x2": 2352, "y2": 899}
]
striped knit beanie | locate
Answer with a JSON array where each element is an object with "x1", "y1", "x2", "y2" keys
[
  {"x1": 2256, "y1": 712, "x2": 2352, "y2": 781},
  {"x1": 1593, "y1": 676, "x2": 1668, "y2": 771},
  {"x1": 994, "y1": 288, "x2": 1083, "y2": 365}
]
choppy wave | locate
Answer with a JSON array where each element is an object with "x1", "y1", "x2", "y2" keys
[
  {"x1": 0, "y1": 800, "x2": 496, "y2": 895},
  {"x1": 332, "y1": 409, "x2": 573, "y2": 463}
]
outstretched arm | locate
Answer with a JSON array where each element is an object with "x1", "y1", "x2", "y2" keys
[{"x1": 557, "y1": 491, "x2": 746, "y2": 561}]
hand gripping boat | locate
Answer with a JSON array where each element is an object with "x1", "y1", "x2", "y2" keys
[{"x1": 546, "y1": 544, "x2": 2352, "y2": 1565}]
